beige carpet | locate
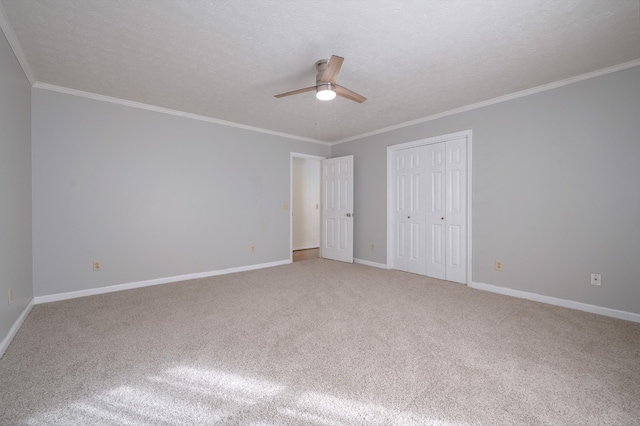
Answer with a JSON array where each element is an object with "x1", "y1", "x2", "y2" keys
[{"x1": 1, "y1": 259, "x2": 639, "y2": 425}]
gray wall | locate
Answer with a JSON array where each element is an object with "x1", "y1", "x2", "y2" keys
[
  {"x1": 332, "y1": 66, "x2": 640, "y2": 315},
  {"x1": 0, "y1": 28, "x2": 33, "y2": 338},
  {"x1": 32, "y1": 89, "x2": 329, "y2": 297}
]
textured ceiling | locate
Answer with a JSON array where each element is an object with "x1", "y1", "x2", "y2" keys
[{"x1": 2, "y1": 0, "x2": 640, "y2": 143}]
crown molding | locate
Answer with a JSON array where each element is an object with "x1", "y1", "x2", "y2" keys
[
  {"x1": 22, "y1": 52, "x2": 640, "y2": 148},
  {"x1": 332, "y1": 59, "x2": 640, "y2": 145},
  {"x1": 32, "y1": 82, "x2": 331, "y2": 146},
  {"x1": 0, "y1": 2, "x2": 35, "y2": 85}
]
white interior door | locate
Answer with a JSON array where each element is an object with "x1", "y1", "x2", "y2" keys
[
  {"x1": 321, "y1": 155, "x2": 354, "y2": 263},
  {"x1": 391, "y1": 147, "x2": 426, "y2": 275}
]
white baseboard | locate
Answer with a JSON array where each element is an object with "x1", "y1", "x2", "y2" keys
[
  {"x1": 34, "y1": 259, "x2": 292, "y2": 305},
  {"x1": 293, "y1": 245, "x2": 320, "y2": 251},
  {"x1": 471, "y1": 281, "x2": 640, "y2": 323},
  {"x1": 0, "y1": 298, "x2": 34, "y2": 359},
  {"x1": 354, "y1": 258, "x2": 389, "y2": 269}
]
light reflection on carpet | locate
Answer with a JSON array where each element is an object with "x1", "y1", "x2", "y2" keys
[{"x1": 26, "y1": 365, "x2": 465, "y2": 425}]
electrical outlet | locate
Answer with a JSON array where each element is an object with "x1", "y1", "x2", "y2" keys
[
  {"x1": 93, "y1": 261, "x2": 101, "y2": 271},
  {"x1": 591, "y1": 273, "x2": 601, "y2": 286},
  {"x1": 495, "y1": 260, "x2": 503, "y2": 271},
  {"x1": 8, "y1": 288, "x2": 12, "y2": 305},
  {"x1": 370, "y1": 243, "x2": 375, "y2": 251},
  {"x1": 250, "y1": 246, "x2": 256, "y2": 253}
]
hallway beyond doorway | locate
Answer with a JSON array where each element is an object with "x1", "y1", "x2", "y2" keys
[{"x1": 293, "y1": 248, "x2": 319, "y2": 262}]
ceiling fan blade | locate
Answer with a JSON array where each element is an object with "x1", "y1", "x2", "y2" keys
[
  {"x1": 274, "y1": 86, "x2": 316, "y2": 98},
  {"x1": 335, "y1": 85, "x2": 367, "y2": 103},
  {"x1": 320, "y1": 55, "x2": 344, "y2": 84}
]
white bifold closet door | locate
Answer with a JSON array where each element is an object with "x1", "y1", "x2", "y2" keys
[
  {"x1": 391, "y1": 146, "x2": 427, "y2": 275},
  {"x1": 392, "y1": 137, "x2": 467, "y2": 284}
]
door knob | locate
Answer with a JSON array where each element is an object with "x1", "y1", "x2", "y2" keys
[
  {"x1": 441, "y1": 217, "x2": 445, "y2": 220},
  {"x1": 346, "y1": 213, "x2": 352, "y2": 217},
  {"x1": 407, "y1": 216, "x2": 411, "y2": 219}
]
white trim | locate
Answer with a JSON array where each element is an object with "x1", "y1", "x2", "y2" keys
[
  {"x1": 290, "y1": 152, "x2": 325, "y2": 263},
  {"x1": 354, "y1": 258, "x2": 389, "y2": 269},
  {"x1": 290, "y1": 153, "x2": 327, "y2": 160},
  {"x1": 471, "y1": 281, "x2": 640, "y2": 324},
  {"x1": 467, "y1": 136, "x2": 473, "y2": 287},
  {"x1": 0, "y1": 299, "x2": 34, "y2": 359},
  {"x1": 386, "y1": 130, "x2": 473, "y2": 285},
  {"x1": 293, "y1": 245, "x2": 320, "y2": 251},
  {"x1": 385, "y1": 129, "x2": 473, "y2": 151},
  {"x1": 32, "y1": 82, "x2": 331, "y2": 146},
  {"x1": 34, "y1": 260, "x2": 291, "y2": 305},
  {"x1": 333, "y1": 59, "x2": 640, "y2": 145},
  {"x1": 23, "y1": 58, "x2": 640, "y2": 147},
  {"x1": 0, "y1": 2, "x2": 36, "y2": 84},
  {"x1": 386, "y1": 146, "x2": 394, "y2": 271}
]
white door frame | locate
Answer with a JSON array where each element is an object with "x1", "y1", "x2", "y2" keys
[
  {"x1": 290, "y1": 153, "x2": 325, "y2": 263},
  {"x1": 386, "y1": 130, "x2": 473, "y2": 285}
]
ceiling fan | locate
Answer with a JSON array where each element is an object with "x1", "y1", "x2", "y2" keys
[{"x1": 275, "y1": 55, "x2": 367, "y2": 103}]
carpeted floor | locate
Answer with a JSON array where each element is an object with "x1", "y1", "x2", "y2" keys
[{"x1": 1, "y1": 259, "x2": 639, "y2": 425}]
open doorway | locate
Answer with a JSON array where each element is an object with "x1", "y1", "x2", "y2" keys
[{"x1": 290, "y1": 153, "x2": 323, "y2": 262}]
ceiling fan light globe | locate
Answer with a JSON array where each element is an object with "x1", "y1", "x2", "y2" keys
[{"x1": 316, "y1": 83, "x2": 336, "y2": 101}]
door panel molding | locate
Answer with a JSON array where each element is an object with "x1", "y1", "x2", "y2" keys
[
  {"x1": 390, "y1": 146, "x2": 427, "y2": 275},
  {"x1": 321, "y1": 155, "x2": 354, "y2": 263}
]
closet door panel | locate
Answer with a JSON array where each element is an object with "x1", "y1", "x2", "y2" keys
[
  {"x1": 425, "y1": 142, "x2": 446, "y2": 280},
  {"x1": 445, "y1": 138, "x2": 467, "y2": 284},
  {"x1": 391, "y1": 147, "x2": 426, "y2": 274}
]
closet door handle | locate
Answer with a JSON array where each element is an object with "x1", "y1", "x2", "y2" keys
[{"x1": 346, "y1": 213, "x2": 352, "y2": 217}]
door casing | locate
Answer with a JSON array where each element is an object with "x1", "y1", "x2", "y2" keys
[
  {"x1": 386, "y1": 130, "x2": 473, "y2": 285},
  {"x1": 290, "y1": 153, "x2": 325, "y2": 263}
]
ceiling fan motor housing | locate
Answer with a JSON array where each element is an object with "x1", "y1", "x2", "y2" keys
[
  {"x1": 315, "y1": 59, "x2": 329, "y2": 84},
  {"x1": 315, "y1": 59, "x2": 335, "y2": 99}
]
